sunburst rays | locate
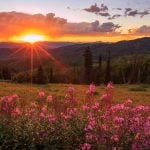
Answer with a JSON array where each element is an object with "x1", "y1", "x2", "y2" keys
[{"x1": 8, "y1": 42, "x2": 66, "y2": 83}]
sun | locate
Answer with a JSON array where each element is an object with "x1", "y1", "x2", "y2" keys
[{"x1": 19, "y1": 34, "x2": 46, "y2": 44}]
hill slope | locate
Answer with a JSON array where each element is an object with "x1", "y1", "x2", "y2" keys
[{"x1": 0, "y1": 37, "x2": 150, "y2": 67}]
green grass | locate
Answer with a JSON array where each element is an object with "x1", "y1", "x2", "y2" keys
[{"x1": 0, "y1": 82, "x2": 150, "y2": 105}]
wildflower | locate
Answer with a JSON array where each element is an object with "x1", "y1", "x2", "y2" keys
[
  {"x1": 38, "y1": 91, "x2": 45, "y2": 99},
  {"x1": 81, "y1": 143, "x2": 91, "y2": 150},
  {"x1": 68, "y1": 84, "x2": 75, "y2": 94},
  {"x1": 40, "y1": 112, "x2": 46, "y2": 118},
  {"x1": 47, "y1": 114, "x2": 56, "y2": 123},
  {"x1": 100, "y1": 93, "x2": 110, "y2": 101},
  {"x1": 112, "y1": 147, "x2": 117, "y2": 150},
  {"x1": 46, "y1": 95, "x2": 53, "y2": 103},
  {"x1": 114, "y1": 116, "x2": 124, "y2": 125},
  {"x1": 12, "y1": 107, "x2": 22, "y2": 116},
  {"x1": 87, "y1": 83, "x2": 96, "y2": 95},
  {"x1": 30, "y1": 102, "x2": 37, "y2": 108},
  {"x1": 82, "y1": 104, "x2": 89, "y2": 111},
  {"x1": 12, "y1": 94, "x2": 19, "y2": 99},
  {"x1": 89, "y1": 83, "x2": 96, "y2": 93},
  {"x1": 135, "y1": 133, "x2": 140, "y2": 140},
  {"x1": 107, "y1": 82, "x2": 114, "y2": 90},
  {"x1": 125, "y1": 98, "x2": 133, "y2": 105},
  {"x1": 111, "y1": 135, "x2": 119, "y2": 142},
  {"x1": 101, "y1": 124, "x2": 108, "y2": 131},
  {"x1": 41, "y1": 105, "x2": 47, "y2": 113}
]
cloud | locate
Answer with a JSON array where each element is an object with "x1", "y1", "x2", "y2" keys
[
  {"x1": 99, "y1": 12, "x2": 110, "y2": 17},
  {"x1": 62, "y1": 21, "x2": 121, "y2": 34},
  {"x1": 0, "y1": 11, "x2": 67, "y2": 39},
  {"x1": 99, "y1": 22, "x2": 121, "y2": 32},
  {"x1": 0, "y1": 11, "x2": 122, "y2": 40},
  {"x1": 125, "y1": 8, "x2": 132, "y2": 15},
  {"x1": 128, "y1": 25, "x2": 150, "y2": 35},
  {"x1": 116, "y1": 8, "x2": 122, "y2": 11},
  {"x1": 136, "y1": 25, "x2": 150, "y2": 33},
  {"x1": 108, "y1": 14, "x2": 121, "y2": 20},
  {"x1": 124, "y1": 8, "x2": 149, "y2": 17},
  {"x1": 83, "y1": 3, "x2": 109, "y2": 16}
]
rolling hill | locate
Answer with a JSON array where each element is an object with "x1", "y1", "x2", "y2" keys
[{"x1": 0, "y1": 37, "x2": 150, "y2": 69}]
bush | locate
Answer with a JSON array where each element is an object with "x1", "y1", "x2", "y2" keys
[
  {"x1": 12, "y1": 72, "x2": 30, "y2": 83},
  {"x1": 33, "y1": 65, "x2": 48, "y2": 84},
  {"x1": 129, "y1": 86, "x2": 147, "y2": 92}
]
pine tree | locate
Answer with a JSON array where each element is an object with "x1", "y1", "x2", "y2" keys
[
  {"x1": 2, "y1": 66, "x2": 11, "y2": 80},
  {"x1": 35, "y1": 65, "x2": 48, "y2": 84},
  {"x1": 48, "y1": 67, "x2": 53, "y2": 83},
  {"x1": 83, "y1": 47, "x2": 93, "y2": 84},
  {"x1": 96, "y1": 55, "x2": 102, "y2": 84},
  {"x1": 105, "y1": 51, "x2": 111, "y2": 84},
  {"x1": 0, "y1": 68, "x2": 3, "y2": 79}
]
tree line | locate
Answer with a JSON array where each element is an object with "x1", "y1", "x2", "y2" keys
[{"x1": 0, "y1": 47, "x2": 149, "y2": 84}]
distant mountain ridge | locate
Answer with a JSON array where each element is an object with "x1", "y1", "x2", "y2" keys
[
  {"x1": 49, "y1": 37, "x2": 150, "y2": 64},
  {"x1": 0, "y1": 41, "x2": 76, "y2": 49},
  {"x1": 0, "y1": 37, "x2": 150, "y2": 67}
]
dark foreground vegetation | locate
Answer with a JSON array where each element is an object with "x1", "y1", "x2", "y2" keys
[{"x1": 0, "y1": 83, "x2": 149, "y2": 149}]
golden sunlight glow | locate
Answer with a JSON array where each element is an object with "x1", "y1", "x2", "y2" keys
[{"x1": 19, "y1": 34, "x2": 46, "y2": 44}]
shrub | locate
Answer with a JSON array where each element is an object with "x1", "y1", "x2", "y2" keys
[{"x1": 12, "y1": 72, "x2": 30, "y2": 83}]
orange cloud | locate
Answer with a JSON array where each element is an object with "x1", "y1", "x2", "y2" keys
[{"x1": 0, "y1": 11, "x2": 149, "y2": 42}]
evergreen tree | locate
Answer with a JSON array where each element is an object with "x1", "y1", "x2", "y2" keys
[
  {"x1": 0, "y1": 68, "x2": 3, "y2": 79},
  {"x1": 2, "y1": 66, "x2": 11, "y2": 80},
  {"x1": 96, "y1": 55, "x2": 102, "y2": 84},
  {"x1": 83, "y1": 47, "x2": 93, "y2": 84},
  {"x1": 128, "y1": 55, "x2": 138, "y2": 84},
  {"x1": 48, "y1": 67, "x2": 53, "y2": 83},
  {"x1": 35, "y1": 65, "x2": 48, "y2": 84},
  {"x1": 105, "y1": 51, "x2": 111, "y2": 84}
]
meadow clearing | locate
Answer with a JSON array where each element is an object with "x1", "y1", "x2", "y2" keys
[
  {"x1": 0, "y1": 81, "x2": 149, "y2": 105},
  {"x1": 0, "y1": 81, "x2": 150, "y2": 149}
]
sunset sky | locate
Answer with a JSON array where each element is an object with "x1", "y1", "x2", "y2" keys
[{"x1": 0, "y1": 0, "x2": 150, "y2": 42}]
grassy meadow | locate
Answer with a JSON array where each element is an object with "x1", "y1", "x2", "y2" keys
[{"x1": 0, "y1": 81, "x2": 149, "y2": 105}]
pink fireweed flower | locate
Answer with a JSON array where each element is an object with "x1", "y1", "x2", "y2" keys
[
  {"x1": 68, "y1": 84, "x2": 75, "y2": 94},
  {"x1": 125, "y1": 98, "x2": 133, "y2": 105},
  {"x1": 30, "y1": 102, "x2": 37, "y2": 108},
  {"x1": 111, "y1": 135, "x2": 119, "y2": 142},
  {"x1": 112, "y1": 147, "x2": 117, "y2": 150},
  {"x1": 40, "y1": 112, "x2": 46, "y2": 118},
  {"x1": 12, "y1": 107, "x2": 22, "y2": 117},
  {"x1": 47, "y1": 114, "x2": 56, "y2": 123},
  {"x1": 87, "y1": 83, "x2": 96, "y2": 95},
  {"x1": 135, "y1": 133, "x2": 140, "y2": 140},
  {"x1": 92, "y1": 102, "x2": 100, "y2": 110},
  {"x1": 46, "y1": 95, "x2": 53, "y2": 103},
  {"x1": 101, "y1": 124, "x2": 108, "y2": 131},
  {"x1": 29, "y1": 108, "x2": 36, "y2": 115},
  {"x1": 85, "y1": 116, "x2": 96, "y2": 131},
  {"x1": 89, "y1": 83, "x2": 96, "y2": 93},
  {"x1": 100, "y1": 93, "x2": 111, "y2": 101},
  {"x1": 114, "y1": 117, "x2": 124, "y2": 126},
  {"x1": 61, "y1": 112, "x2": 72, "y2": 120},
  {"x1": 12, "y1": 94, "x2": 19, "y2": 99},
  {"x1": 82, "y1": 104, "x2": 90, "y2": 111},
  {"x1": 133, "y1": 105, "x2": 147, "y2": 112},
  {"x1": 81, "y1": 143, "x2": 91, "y2": 150},
  {"x1": 38, "y1": 91, "x2": 45, "y2": 99},
  {"x1": 106, "y1": 82, "x2": 114, "y2": 90},
  {"x1": 110, "y1": 104, "x2": 125, "y2": 112},
  {"x1": 41, "y1": 105, "x2": 47, "y2": 113},
  {"x1": 67, "y1": 108, "x2": 77, "y2": 116}
]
